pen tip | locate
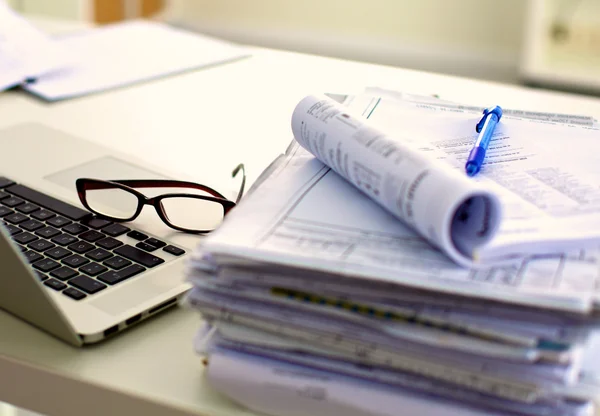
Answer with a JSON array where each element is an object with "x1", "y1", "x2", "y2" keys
[{"x1": 466, "y1": 164, "x2": 479, "y2": 176}]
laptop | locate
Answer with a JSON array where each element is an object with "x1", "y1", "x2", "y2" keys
[{"x1": 0, "y1": 122, "x2": 205, "y2": 346}]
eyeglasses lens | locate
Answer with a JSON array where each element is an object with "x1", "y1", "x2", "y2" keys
[
  {"x1": 159, "y1": 197, "x2": 225, "y2": 231},
  {"x1": 85, "y1": 187, "x2": 139, "y2": 220}
]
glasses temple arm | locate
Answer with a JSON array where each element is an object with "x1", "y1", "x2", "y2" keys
[{"x1": 232, "y1": 163, "x2": 246, "y2": 204}]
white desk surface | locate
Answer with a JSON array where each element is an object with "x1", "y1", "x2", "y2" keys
[{"x1": 3, "y1": 17, "x2": 600, "y2": 416}]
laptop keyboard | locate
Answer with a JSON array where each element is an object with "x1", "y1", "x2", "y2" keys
[{"x1": 0, "y1": 177, "x2": 186, "y2": 301}]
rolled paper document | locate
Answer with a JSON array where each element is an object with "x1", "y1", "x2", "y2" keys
[{"x1": 291, "y1": 94, "x2": 502, "y2": 267}]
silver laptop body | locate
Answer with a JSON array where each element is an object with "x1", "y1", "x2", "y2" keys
[{"x1": 0, "y1": 123, "x2": 201, "y2": 346}]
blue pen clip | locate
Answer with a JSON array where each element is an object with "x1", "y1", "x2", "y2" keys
[{"x1": 465, "y1": 105, "x2": 503, "y2": 176}]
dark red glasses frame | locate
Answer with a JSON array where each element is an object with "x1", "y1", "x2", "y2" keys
[{"x1": 75, "y1": 164, "x2": 245, "y2": 234}]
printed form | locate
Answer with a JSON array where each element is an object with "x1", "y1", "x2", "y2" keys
[
  {"x1": 344, "y1": 95, "x2": 600, "y2": 260},
  {"x1": 202, "y1": 95, "x2": 600, "y2": 313}
]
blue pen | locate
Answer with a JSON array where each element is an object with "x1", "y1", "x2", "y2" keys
[{"x1": 465, "y1": 105, "x2": 503, "y2": 176}]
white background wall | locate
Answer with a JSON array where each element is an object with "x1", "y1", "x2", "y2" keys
[
  {"x1": 9, "y1": 0, "x2": 530, "y2": 82},
  {"x1": 165, "y1": 0, "x2": 528, "y2": 82}
]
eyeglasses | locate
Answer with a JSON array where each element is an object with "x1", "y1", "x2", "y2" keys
[{"x1": 76, "y1": 164, "x2": 246, "y2": 234}]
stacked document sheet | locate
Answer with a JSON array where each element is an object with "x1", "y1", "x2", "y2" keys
[
  {"x1": 0, "y1": 0, "x2": 249, "y2": 100},
  {"x1": 22, "y1": 20, "x2": 250, "y2": 101},
  {"x1": 0, "y1": 0, "x2": 71, "y2": 91},
  {"x1": 186, "y1": 90, "x2": 600, "y2": 416}
]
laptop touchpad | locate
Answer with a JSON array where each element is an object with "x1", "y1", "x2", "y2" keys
[
  {"x1": 45, "y1": 156, "x2": 167, "y2": 216},
  {"x1": 45, "y1": 156, "x2": 165, "y2": 187}
]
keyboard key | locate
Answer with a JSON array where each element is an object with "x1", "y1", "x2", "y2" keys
[
  {"x1": 68, "y1": 241, "x2": 95, "y2": 254},
  {"x1": 136, "y1": 242, "x2": 157, "y2": 252},
  {"x1": 0, "y1": 206, "x2": 12, "y2": 217},
  {"x1": 79, "y1": 262, "x2": 108, "y2": 276},
  {"x1": 50, "y1": 266, "x2": 78, "y2": 281},
  {"x1": 23, "y1": 250, "x2": 43, "y2": 263},
  {"x1": 6, "y1": 184, "x2": 90, "y2": 220},
  {"x1": 4, "y1": 213, "x2": 28, "y2": 224},
  {"x1": 3, "y1": 223, "x2": 22, "y2": 235},
  {"x1": 47, "y1": 216, "x2": 72, "y2": 228},
  {"x1": 1, "y1": 197, "x2": 24, "y2": 208},
  {"x1": 80, "y1": 230, "x2": 105, "y2": 242},
  {"x1": 69, "y1": 275, "x2": 107, "y2": 294},
  {"x1": 102, "y1": 223, "x2": 130, "y2": 237},
  {"x1": 45, "y1": 246, "x2": 71, "y2": 260},
  {"x1": 13, "y1": 232, "x2": 38, "y2": 245},
  {"x1": 16, "y1": 203, "x2": 39, "y2": 214},
  {"x1": 35, "y1": 271, "x2": 48, "y2": 281},
  {"x1": 86, "y1": 248, "x2": 112, "y2": 262},
  {"x1": 114, "y1": 245, "x2": 164, "y2": 268},
  {"x1": 33, "y1": 258, "x2": 61, "y2": 272},
  {"x1": 63, "y1": 223, "x2": 89, "y2": 235},
  {"x1": 103, "y1": 256, "x2": 132, "y2": 270},
  {"x1": 63, "y1": 287, "x2": 86, "y2": 300},
  {"x1": 4, "y1": 223, "x2": 23, "y2": 235},
  {"x1": 0, "y1": 178, "x2": 14, "y2": 188},
  {"x1": 145, "y1": 238, "x2": 166, "y2": 248},
  {"x1": 28, "y1": 239, "x2": 55, "y2": 252},
  {"x1": 97, "y1": 264, "x2": 145, "y2": 285},
  {"x1": 0, "y1": 191, "x2": 9, "y2": 200},
  {"x1": 44, "y1": 278, "x2": 67, "y2": 291},
  {"x1": 51, "y1": 233, "x2": 78, "y2": 246},
  {"x1": 96, "y1": 237, "x2": 123, "y2": 250},
  {"x1": 126, "y1": 230, "x2": 148, "y2": 241},
  {"x1": 163, "y1": 245, "x2": 186, "y2": 256},
  {"x1": 20, "y1": 219, "x2": 45, "y2": 232},
  {"x1": 83, "y1": 217, "x2": 113, "y2": 229},
  {"x1": 62, "y1": 254, "x2": 90, "y2": 268},
  {"x1": 35, "y1": 226, "x2": 61, "y2": 238},
  {"x1": 31, "y1": 209, "x2": 56, "y2": 221}
]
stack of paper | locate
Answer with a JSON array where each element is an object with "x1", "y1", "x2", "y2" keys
[
  {"x1": 0, "y1": 0, "x2": 249, "y2": 100},
  {"x1": 0, "y1": 0, "x2": 70, "y2": 91},
  {"x1": 185, "y1": 90, "x2": 600, "y2": 416},
  {"x1": 23, "y1": 20, "x2": 250, "y2": 101}
]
